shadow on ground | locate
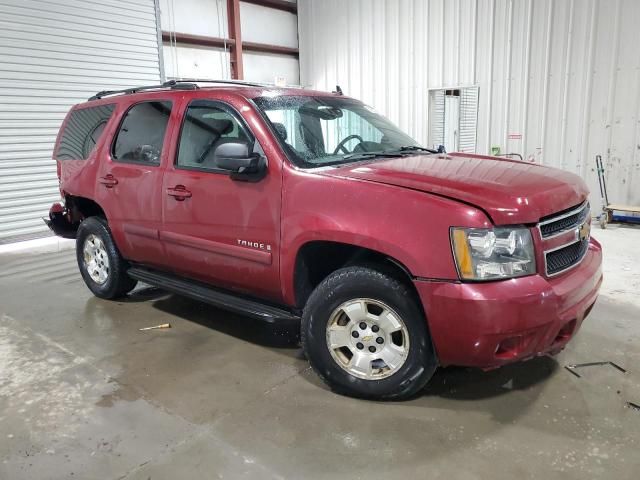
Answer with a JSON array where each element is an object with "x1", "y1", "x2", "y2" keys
[
  {"x1": 137, "y1": 287, "x2": 557, "y2": 406},
  {"x1": 150, "y1": 292, "x2": 302, "y2": 349},
  {"x1": 425, "y1": 356, "x2": 557, "y2": 400}
]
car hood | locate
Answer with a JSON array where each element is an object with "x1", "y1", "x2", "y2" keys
[{"x1": 320, "y1": 153, "x2": 589, "y2": 225}]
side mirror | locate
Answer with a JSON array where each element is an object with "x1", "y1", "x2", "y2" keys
[{"x1": 214, "y1": 142, "x2": 266, "y2": 182}]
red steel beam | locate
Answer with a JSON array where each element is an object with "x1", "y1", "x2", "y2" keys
[
  {"x1": 243, "y1": 41, "x2": 299, "y2": 57},
  {"x1": 161, "y1": 32, "x2": 235, "y2": 49},
  {"x1": 241, "y1": 0, "x2": 297, "y2": 14},
  {"x1": 227, "y1": 0, "x2": 244, "y2": 79},
  {"x1": 161, "y1": 32, "x2": 299, "y2": 58}
]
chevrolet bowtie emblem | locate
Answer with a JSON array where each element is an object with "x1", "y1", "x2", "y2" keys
[{"x1": 578, "y1": 221, "x2": 591, "y2": 241}]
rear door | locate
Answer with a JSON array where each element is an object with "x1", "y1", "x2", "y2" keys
[
  {"x1": 159, "y1": 96, "x2": 283, "y2": 301},
  {"x1": 94, "y1": 98, "x2": 177, "y2": 267}
]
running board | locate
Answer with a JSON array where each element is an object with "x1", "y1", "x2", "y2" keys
[{"x1": 128, "y1": 267, "x2": 300, "y2": 324}]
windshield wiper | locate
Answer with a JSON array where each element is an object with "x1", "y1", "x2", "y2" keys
[
  {"x1": 396, "y1": 145, "x2": 442, "y2": 154},
  {"x1": 338, "y1": 146, "x2": 442, "y2": 163},
  {"x1": 341, "y1": 152, "x2": 404, "y2": 161}
]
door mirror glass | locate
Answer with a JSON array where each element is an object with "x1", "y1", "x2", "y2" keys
[
  {"x1": 214, "y1": 142, "x2": 266, "y2": 181},
  {"x1": 214, "y1": 142, "x2": 250, "y2": 168}
]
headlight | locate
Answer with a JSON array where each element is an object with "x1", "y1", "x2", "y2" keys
[{"x1": 450, "y1": 227, "x2": 535, "y2": 280}]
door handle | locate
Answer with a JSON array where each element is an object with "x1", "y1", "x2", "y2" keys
[
  {"x1": 98, "y1": 175, "x2": 118, "y2": 188},
  {"x1": 166, "y1": 185, "x2": 192, "y2": 200}
]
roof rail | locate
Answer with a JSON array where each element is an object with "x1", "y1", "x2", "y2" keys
[
  {"x1": 169, "y1": 78, "x2": 270, "y2": 88},
  {"x1": 88, "y1": 80, "x2": 199, "y2": 101},
  {"x1": 88, "y1": 78, "x2": 278, "y2": 101}
]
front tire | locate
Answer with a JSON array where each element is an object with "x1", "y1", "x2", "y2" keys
[
  {"x1": 302, "y1": 266, "x2": 437, "y2": 400},
  {"x1": 76, "y1": 216, "x2": 137, "y2": 299}
]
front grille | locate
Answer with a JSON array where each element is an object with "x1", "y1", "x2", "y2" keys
[
  {"x1": 539, "y1": 202, "x2": 590, "y2": 238},
  {"x1": 545, "y1": 239, "x2": 589, "y2": 276}
]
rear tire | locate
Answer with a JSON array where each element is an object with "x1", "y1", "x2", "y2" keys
[
  {"x1": 76, "y1": 216, "x2": 137, "y2": 299},
  {"x1": 301, "y1": 266, "x2": 437, "y2": 400}
]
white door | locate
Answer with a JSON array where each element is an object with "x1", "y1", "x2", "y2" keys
[
  {"x1": 430, "y1": 87, "x2": 478, "y2": 154},
  {"x1": 444, "y1": 95, "x2": 460, "y2": 153}
]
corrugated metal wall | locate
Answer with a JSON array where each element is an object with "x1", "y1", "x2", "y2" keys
[
  {"x1": 298, "y1": 0, "x2": 640, "y2": 211},
  {"x1": 0, "y1": 0, "x2": 162, "y2": 243}
]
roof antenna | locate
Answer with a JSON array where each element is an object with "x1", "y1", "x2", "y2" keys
[{"x1": 333, "y1": 85, "x2": 343, "y2": 95}]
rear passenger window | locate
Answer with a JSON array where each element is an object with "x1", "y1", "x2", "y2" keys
[
  {"x1": 177, "y1": 100, "x2": 252, "y2": 171},
  {"x1": 56, "y1": 104, "x2": 115, "y2": 160},
  {"x1": 113, "y1": 101, "x2": 172, "y2": 165}
]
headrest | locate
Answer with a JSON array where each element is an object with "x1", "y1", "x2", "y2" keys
[
  {"x1": 272, "y1": 122, "x2": 288, "y2": 141},
  {"x1": 208, "y1": 119, "x2": 233, "y2": 136}
]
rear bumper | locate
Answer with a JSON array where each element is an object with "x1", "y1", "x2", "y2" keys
[
  {"x1": 415, "y1": 238, "x2": 602, "y2": 368},
  {"x1": 43, "y1": 203, "x2": 77, "y2": 239}
]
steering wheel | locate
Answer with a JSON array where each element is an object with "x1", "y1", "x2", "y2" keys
[{"x1": 333, "y1": 134, "x2": 365, "y2": 155}]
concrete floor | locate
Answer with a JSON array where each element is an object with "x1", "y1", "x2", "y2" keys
[{"x1": 1, "y1": 225, "x2": 639, "y2": 480}]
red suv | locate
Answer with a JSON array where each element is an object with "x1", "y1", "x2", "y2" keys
[{"x1": 47, "y1": 80, "x2": 602, "y2": 400}]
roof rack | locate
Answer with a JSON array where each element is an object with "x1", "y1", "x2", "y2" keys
[
  {"x1": 169, "y1": 78, "x2": 270, "y2": 88},
  {"x1": 88, "y1": 78, "x2": 277, "y2": 101},
  {"x1": 88, "y1": 80, "x2": 199, "y2": 101}
]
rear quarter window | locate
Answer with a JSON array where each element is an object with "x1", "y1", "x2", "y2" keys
[{"x1": 56, "y1": 104, "x2": 116, "y2": 160}]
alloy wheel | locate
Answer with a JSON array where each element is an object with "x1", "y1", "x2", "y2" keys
[
  {"x1": 326, "y1": 298, "x2": 410, "y2": 380},
  {"x1": 83, "y1": 234, "x2": 110, "y2": 284}
]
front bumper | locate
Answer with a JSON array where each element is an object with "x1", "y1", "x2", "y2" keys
[{"x1": 415, "y1": 238, "x2": 602, "y2": 368}]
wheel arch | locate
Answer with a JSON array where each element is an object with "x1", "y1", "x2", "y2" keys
[
  {"x1": 291, "y1": 240, "x2": 419, "y2": 310},
  {"x1": 66, "y1": 194, "x2": 106, "y2": 222},
  {"x1": 47, "y1": 194, "x2": 108, "y2": 239}
]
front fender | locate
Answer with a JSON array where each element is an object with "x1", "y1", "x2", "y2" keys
[{"x1": 280, "y1": 168, "x2": 492, "y2": 305}]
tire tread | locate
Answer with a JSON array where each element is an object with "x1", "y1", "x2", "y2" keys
[
  {"x1": 301, "y1": 266, "x2": 436, "y2": 400},
  {"x1": 76, "y1": 216, "x2": 137, "y2": 299}
]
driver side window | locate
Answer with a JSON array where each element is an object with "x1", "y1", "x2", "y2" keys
[{"x1": 176, "y1": 100, "x2": 252, "y2": 171}]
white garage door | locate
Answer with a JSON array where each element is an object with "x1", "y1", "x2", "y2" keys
[{"x1": 0, "y1": 0, "x2": 162, "y2": 243}]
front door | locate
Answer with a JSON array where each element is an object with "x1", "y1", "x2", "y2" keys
[
  {"x1": 160, "y1": 98, "x2": 282, "y2": 301},
  {"x1": 95, "y1": 99, "x2": 176, "y2": 267}
]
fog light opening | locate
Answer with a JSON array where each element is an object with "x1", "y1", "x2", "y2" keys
[
  {"x1": 554, "y1": 319, "x2": 577, "y2": 344},
  {"x1": 583, "y1": 302, "x2": 596, "y2": 320},
  {"x1": 495, "y1": 336, "x2": 523, "y2": 359}
]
